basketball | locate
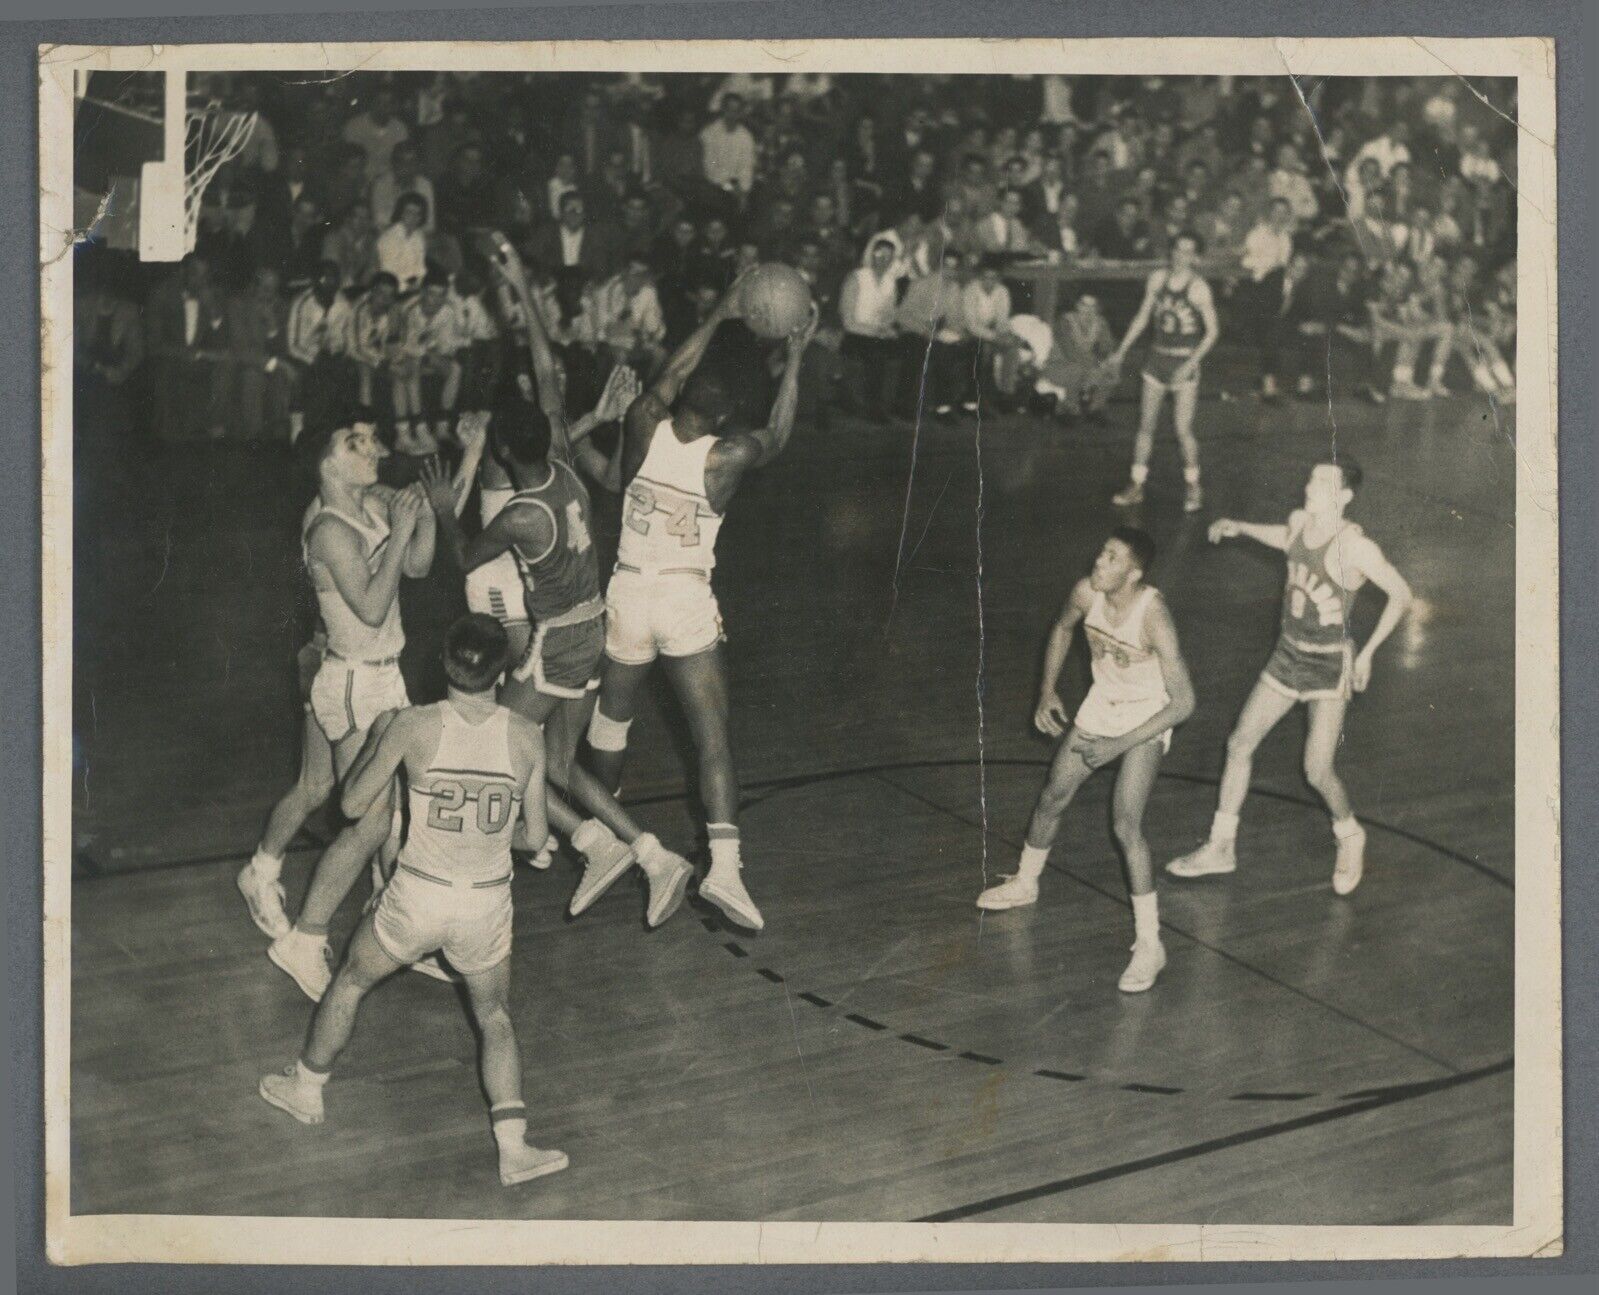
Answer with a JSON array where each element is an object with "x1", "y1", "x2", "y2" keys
[{"x1": 740, "y1": 263, "x2": 814, "y2": 339}]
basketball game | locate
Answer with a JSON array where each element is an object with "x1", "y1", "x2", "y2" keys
[{"x1": 40, "y1": 37, "x2": 1563, "y2": 1266}]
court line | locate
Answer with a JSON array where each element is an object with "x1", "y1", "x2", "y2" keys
[
  {"x1": 914, "y1": 1056, "x2": 1513, "y2": 1223},
  {"x1": 869, "y1": 766, "x2": 1471, "y2": 1075},
  {"x1": 80, "y1": 756, "x2": 1511, "y2": 891}
]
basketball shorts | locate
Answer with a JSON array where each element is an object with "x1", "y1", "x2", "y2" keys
[
  {"x1": 512, "y1": 605, "x2": 605, "y2": 698},
  {"x1": 371, "y1": 864, "x2": 512, "y2": 975},
  {"x1": 1262, "y1": 637, "x2": 1354, "y2": 702},
  {"x1": 1074, "y1": 688, "x2": 1173, "y2": 755},
  {"x1": 466, "y1": 554, "x2": 529, "y2": 628},
  {"x1": 309, "y1": 658, "x2": 409, "y2": 745},
  {"x1": 1142, "y1": 348, "x2": 1201, "y2": 391},
  {"x1": 604, "y1": 568, "x2": 725, "y2": 665}
]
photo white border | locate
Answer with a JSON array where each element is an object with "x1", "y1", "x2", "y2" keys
[{"x1": 38, "y1": 34, "x2": 1561, "y2": 1265}]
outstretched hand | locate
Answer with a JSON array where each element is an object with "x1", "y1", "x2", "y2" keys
[
  {"x1": 787, "y1": 301, "x2": 820, "y2": 358},
  {"x1": 595, "y1": 364, "x2": 642, "y2": 424},
  {"x1": 417, "y1": 456, "x2": 457, "y2": 516}
]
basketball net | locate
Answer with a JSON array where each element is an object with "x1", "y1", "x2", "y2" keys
[{"x1": 139, "y1": 72, "x2": 257, "y2": 262}]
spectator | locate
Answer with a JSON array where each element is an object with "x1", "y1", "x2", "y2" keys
[
  {"x1": 1401, "y1": 204, "x2": 1439, "y2": 267},
  {"x1": 341, "y1": 86, "x2": 410, "y2": 184},
  {"x1": 547, "y1": 153, "x2": 582, "y2": 221},
  {"x1": 1343, "y1": 118, "x2": 1412, "y2": 192},
  {"x1": 1367, "y1": 260, "x2": 1451, "y2": 400},
  {"x1": 1387, "y1": 161, "x2": 1420, "y2": 222},
  {"x1": 1268, "y1": 143, "x2": 1319, "y2": 223},
  {"x1": 223, "y1": 266, "x2": 295, "y2": 441},
  {"x1": 1351, "y1": 187, "x2": 1406, "y2": 268},
  {"x1": 531, "y1": 191, "x2": 621, "y2": 284},
  {"x1": 320, "y1": 201, "x2": 379, "y2": 291},
  {"x1": 1024, "y1": 154, "x2": 1069, "y2": 239},
  {"x1": 617, "y1": 193, "x2": 659, "y2": 263},
  {"x1": 1195, "y1": 190, "x2": 1248, "y2": 261},
  {"x1": 369, "y1": 140, "x2": 435, "y2": 235},
  {"x1": 452, "y1": 261, "x2": 502, "y2": 423},
  {"x1": 1296, "y1": 249, "x2": 1379, "y2": 402},
  {"x1": 146, "y1": 257, "x2": 229, "y2": 441},
  {"x1": 1092, "y1": 197, "x2": 1152, "y2": 260},
  {"x1": 962, "y1": 255, "x2": 1022, "y2": 404},
  {"x1": 1043, "y1": 292, "x2": 1116, "y2": 423},
  {"x1": 656, "y1": 107, "x2": 707, "y2": 201},
  {"x1": 1074, "y1": 150, "x2": 1123, "y2": 240},
  {"x1": 1346, "y1": 155, "x2": 1385, "y2": 221},
  {"x1": 348, "y1": 271, "x2": 405, "y2": 411},
  {"x1": 1458, "y1": 124, "x2": 1502, "y2": 186},
  {"x1": 700, "y1": 95, "x2": 757, "y2": 206},
  {"x1": 895, "y1": 246, "x2": 972, "y2": 417},
  {"x1": 74, "y1": 257, "x2": 145, "y2": 442},
  {"x1": 1240, "y1": 197, "x2": 1299, "y2": 399},
  {"x1": 285, "y1": 259, "x2": 354, "y2": 442},
  {"x1": 971, "y1": 188, "x2": 1041, "y2": 256},
  {"x1": 433, "y1": 142, "x2": 498, "y2": 236},
  {"x1": 588, "y1": 255, "x2": 668, "y2": 374},
  {"x1": 376, "y1": 192, "x2": 431, "y2": 295},
  {"x1": 839, "y1": 237, "x2": 904, "y2": 422},
  {"x1": 395, "y1": 270, "x2": 462, "y2": 453}
]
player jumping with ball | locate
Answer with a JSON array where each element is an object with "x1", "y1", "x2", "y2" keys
[{"x1": 1167, "y1": 458, "x2": 1411, "y2": 894}]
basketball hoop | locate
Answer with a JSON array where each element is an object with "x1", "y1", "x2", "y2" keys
[
  {"x1": 181, "y1": 104, "x2": 258, "y2": 252},
  {"x1": 138, "y1": 72, "x2": 257, "y2": 262}
]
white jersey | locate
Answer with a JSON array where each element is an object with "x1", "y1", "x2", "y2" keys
[
  {"x1": 617, "y1": 419, "x2": 725, "y2": 575},
  {"x1": 1075, "y1": 586, "x2": 1169, "y2": 739},
  {"x1": 303, "y1": 493, "x2": 405, "y2": 661},
  {"x1": 401, "y1": 703, "x2": 522, "y2": 886}
]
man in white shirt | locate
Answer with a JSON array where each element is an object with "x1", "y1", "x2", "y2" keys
[
  {"x1": 699, "y1": 96, "x2": 757, "y2": 205},
  {"x1": 1267, "y1": 143, "x2": 1319, "y2": 223},
  {"x1": 286, "y1": 260, "x2": 355, "y2": 443},
  {"x1": 1342, "y1": 122, "x2": 1412, "y2": 195},
  {"x1": 962, "y1": 256, "x2": 1023, "y2": 407},
  {"x1": 341, "y1": 87, "x2": 411, "y2": 185}
]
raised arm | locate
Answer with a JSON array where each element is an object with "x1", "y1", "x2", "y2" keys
[
  {"x1": 566, "y1": 365, "x2": 639, "y2": 491},
  {"x1": 1073, "y1": 595, "x2": 1195, "y2": 768},
  {"x1": 745, "y1": 306, "x2": 817, "y2": 468},
  {"x1": 1347, "y1": 534, "x2": 1412, "y2": 691},
  {"x1": 421, "y1": 459, "x2": 554, "y2": 576},
  {"x1": 307, "y1": 492, "x2": 421, "y2": 627},
  {"x1": 1034, "y1": 578, "x2": 1094, "y2": 737}
]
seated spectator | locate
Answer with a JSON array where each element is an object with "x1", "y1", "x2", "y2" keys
[
  {"x1": 1042, "y1": 292, "x2": 1116, "y2": 423},
  {"x1": 1149, "y1": 194, "x2": 1194, "y2": 260},
  {"x1": 74, "y1": 256, "x2": 145, "y2": 442},
  {"x1": 1401, "y1": 204, "x2": 1439, "y2": 267},
  {"x1": 452, "y1": 261, "x2": 503, "y2": 424},
  {"x1": 1092, "y1": 197, "x2": 1152, "y2": 260},
  {"x1": 348, "y1": 271, "x2": 405, "y2": 413},
  {"x1": 320, "y1": 201, "x2": 379, "y2": 292},
  {"x1": 1458, "y1": 124, "x2": 1502, "y2": 186},
  {"x1": 894, "y1": 246, "x2": 972, "y2": 417},
  {"x1": 394, "y1": 270, "x2": 463, "y2": 454},
  {"x1": 839, "y1": 236, "x2": 904, "y2": 422},
  {"x1": 1351, "y1": 187, "x2": 1407, "y2": 269},
  {"x1": 285, "y1": 259, "x2": 354, "y2": 442},
  {"x1": 376, "y1": 192, "x2": 431, "y2": 295},
  {"x1": 962, "y1": 255, "x2": 1023, "y2": 405},
  {"x1": 146, "y1": 256, "x2": 228, "y2": 441},
  {"x1": 617, "y1": 193, "x2": 658, "y2": 263},
  {"x1": 1296, "y1": 250, "x2": 1379, "y2": 402},
  {"x1": 587, "y1": 256, "x2": 667, "y2": 375},
  {"x1": 1387, "y1": 161, "x2": 1420, "y2": 222},
  {"x1": 700, "y1": 94, "x2": 758, "y2": 211},
  {"x1": 547, "y1": 153, "x2": 583, "y2": 221},
  {"x1": 970, "y1": 188, "x2": 1042, "y2": 257},
  {"x1": 341, "y1": 85, "x2": 409, "y2": 184},
  {"x1": 1367, "y1": 260, "x2": 1452, "y2": 401},
  {"x1": 1053, "y1": 192, "x2": 1084, "y2": 257},
  {"x1": 223, "y1": 266, "x2": 295, "y2": 441},
  {"x1": 369, "y1": 140, "x2": 435, "y2": 235},
  {"x1": 1240, "y1": 197, "x2": 1298, "y2": 398},
  {"x1": 434, "y1": 142, "x2": 498, "y2": 236},
  {"x1": 1195, "y1": 191, "x2": 1248, "y2": 261},
  {"x1": 532, "y1": 191, "x2": 621, "y2": 284},
  {"x1": 1268, "y1": 143, "x2": 1320, "y2": 223}
]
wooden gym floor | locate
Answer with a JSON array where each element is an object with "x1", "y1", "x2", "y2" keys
[{"x1": 69, "y1": 376, "x2": 1515, "y2": 1223}]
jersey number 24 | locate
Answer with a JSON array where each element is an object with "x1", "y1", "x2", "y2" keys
[{"x1": 624, "y1": 483, "x2": 701, "y2": 546}]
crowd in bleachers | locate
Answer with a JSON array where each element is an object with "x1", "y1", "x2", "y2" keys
[{"x1": 74, "y1": 70, "x2": 1519, "y2": 445}]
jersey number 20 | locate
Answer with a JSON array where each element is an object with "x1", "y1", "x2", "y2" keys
[{"x1": 426, "y1": 781, "x2": 515, "y2": 834}]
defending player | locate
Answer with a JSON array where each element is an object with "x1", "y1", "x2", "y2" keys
[
  {"x1": 1106, "y1": 232, "x2": 1218, "y2": 514},
  {"x1": 424, "y1": 237, "x2": 697, "y2": 927},
  {"x1": 976, "y1": 528, "x2": 1195, "y2": 993},
  {"x1": 1167, "y1": 458, "x2": 1412, "y2": 894},
  {"x1": 585, "y1": 275, "x2": 818, "y2": 933},
  {"x1": 240, "y1": 422, "x2": 438, "y2": 999},
  {"x1": 259, "y1": 614, "x2": 568, "y2": 1188}
]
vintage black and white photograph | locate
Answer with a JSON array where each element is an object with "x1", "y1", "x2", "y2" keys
[{"x1": 40, "y1": 37, "x2": 1560, "y2": 1265}]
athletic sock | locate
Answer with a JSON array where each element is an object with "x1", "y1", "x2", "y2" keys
[
  {"x1": 295, "y1": 1058, "x2": 330, "y2": 1087},
  {"x1": 491, "y1": 1102, "x2": 528, "y2": 1150},
  {"x1": 1129, "y1": 463, "x2": 1150, "y2": 485},
  {"x1": 295, "y1": 919, "x2": 330, "y2": 939},
  {"x1": 1183, "y1": 465, "x2": 1201, "y2": 484},
  {"x1": 1131, "y1": 891, "x2": 1160, "y2": 945},
  {"x1": 1016, "y1": 844, "x2": 1049, "y2": 882},
  {"x1": 249, "y1": 849, "x2": 283, "y2": 883},
  {"x1": 632, "y1": 833, "x2": 670, "y2": 879},
  {"x1": 569, "y1": 819, "x2": 612, "y2": 855},
  {"x1": 1210, "y1": 811, "x2": 1239, "y2": 844},
  {"x1": 1332, "y1": 815, "x2": 1364, "y2": 841},
  {"x1": 707, "y1": 825, "x2": 741, "y2": 881}
]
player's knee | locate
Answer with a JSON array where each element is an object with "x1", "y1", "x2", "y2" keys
[
  {"x1": 1303, "y1": 754, "x2": 1340, "y2": 792},
  {"x1": 1111, "y1": 813, "x2": 1145, "y2": 852},
  {"x1": 301, "y1": 763, "x2": 336, "y2": 807},
  {"x1": 1226, "y1": 729, "x2": 1260, "y2": 761},
  {"x1": 587, "y1": 709, "x2": 632, "y2": 753},
  {"x1": 472, "y1": 999, "x2": 513, "y2": 1036}
]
